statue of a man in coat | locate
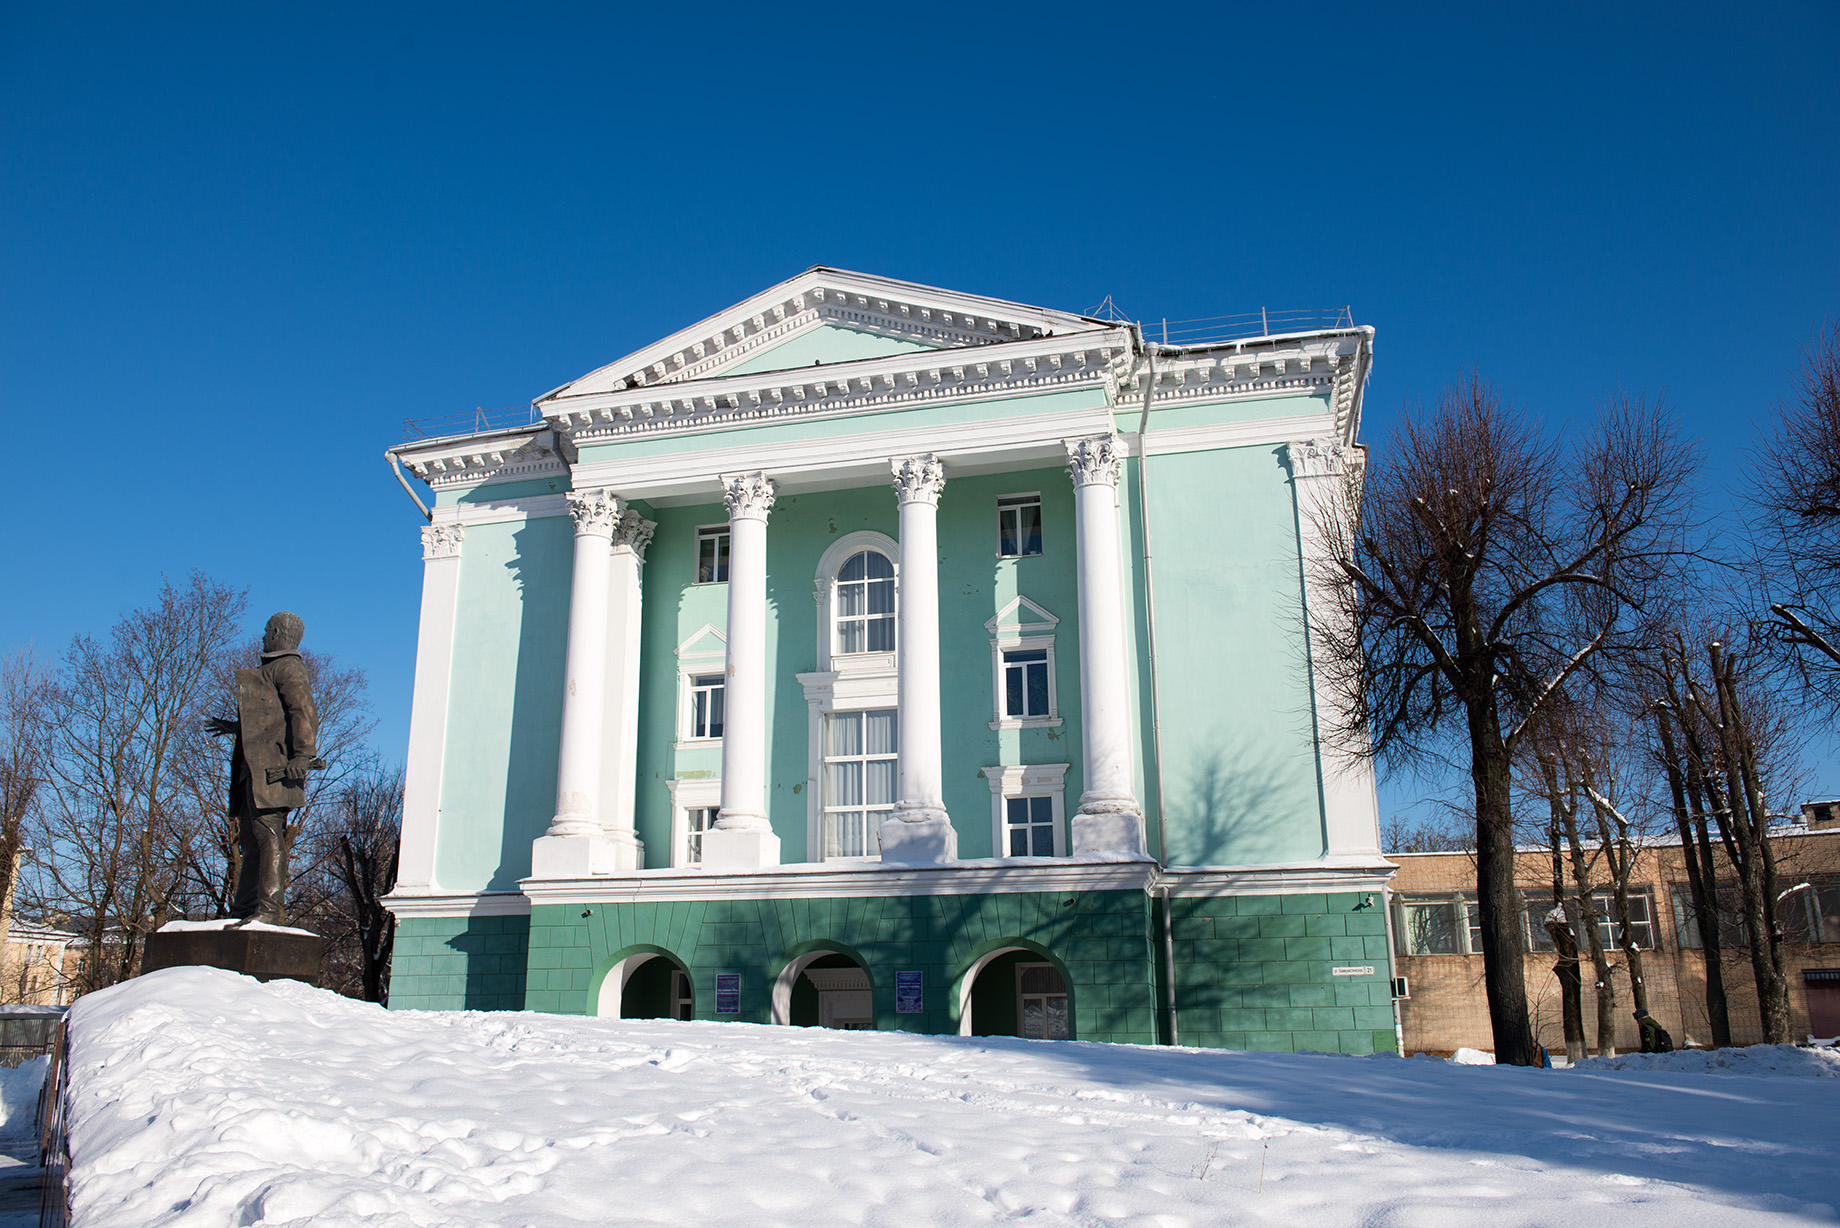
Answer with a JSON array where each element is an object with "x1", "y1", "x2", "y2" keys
[{"x1": 206, "y1": 611, "x2": 325, "y2": 926}]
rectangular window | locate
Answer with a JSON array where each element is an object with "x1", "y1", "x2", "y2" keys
[
  {"x1": 696, "y1": 527, "x2": 730, "y2": 583},
  {"x1": 1002, "y1": 649, "x2": 1051, "y2": 718},
  {"x1": 1524, "y1": 888, "x2": 1657, "y2": 951},
  {"x1": 1017, "y1": 963, "x2": 1069, "y2": 1039},
  {"x1": 997, "y1": 495, "x2": 1043, "y2": 557},
  {"x1": 1815, "y1": 882, "x2": 1840, "y2": 943},
  {"x1": 1673, "y1": 884, "x2": 1747, "y2": 949},
  {"x1": 822, "y1": 709, "x2": 897, "y2": 859},
  {"x1": 688, "y1": 674, "x2": 724, "y2": 740},
  {"x1": 1399, "y1": 900, "x2": 1462, "y2": 955},
  {"x1": 1463, "y1": 900, "x2": 1484, "y2": 954},
  {"x1": 1005, "y1": 796, "x2": 1055, "y2": 857},
  {"x1": 684, "y1": 807, "x2": 716, "y2": 866}
]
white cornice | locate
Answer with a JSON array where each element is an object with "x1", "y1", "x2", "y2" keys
[
  {"x1": 539, "y1": 267, "x2": 1103, "y2": 402},
  {"x1": 1117, "y1": 412, "x2": 1338, "y2": 459},
  {"x1": 383, "y1": 890, "x2": 533, "y2": 920},
  {"x1": 392, "y1": 427, "x2": 568, "y2": 492},
  {"x1": 568, "y1": 400, "x2": 1119, "y2": 504},
  {"x1": 1158, "y1": 858, "x2": 1397, "y2": 897},
  {"x1": 544, "y1": 330, "x2": 1130, "y2": 446},
  {"x1": 521, "y1": 858, "x2": 1156, "y2": 903}
]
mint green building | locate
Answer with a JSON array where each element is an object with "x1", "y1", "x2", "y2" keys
[{"x1": 383, "y1": 268, "x2": 1398, "y2": 1053}]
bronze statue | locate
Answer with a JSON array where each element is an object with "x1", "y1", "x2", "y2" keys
[{"x1": 206, "y1": 612, "x2": 325, "y2": 926}]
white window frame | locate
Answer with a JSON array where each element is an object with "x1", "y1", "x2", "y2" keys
[
  {"x1": 831, "y1": 548, "x2": 897, "y2": 660},
  {"x1": 984, "y1": 763, "x2": 1069, "y2": 859},
  {"x1": 693, "y1": 524, "x2": 730, "y2": 584},
  {"x1": 996, "y1": 491, "x2": 1044, "y2": 558},
  {"x1": 1394, "y1": 893, "x2": 1480, "y2": 956},
  {"x1": 674, "y1": 625, "x2": 728, "y2": 750},
  {"x1": 985, "y1": 596, "x2": 1062, "y2": 730},
  {"x1": 798, "y1": 533, "x2": 902, "y2": 860},
  {"x1": 667, "y1": 777, "x2": 723, "y2": 869},
  {"x1": 818, "y1": 708, "x2": 898, "y2": 861}
]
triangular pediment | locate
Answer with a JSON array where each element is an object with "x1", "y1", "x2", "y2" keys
[
  {"x1": 985, "y1": 595, "x2": 1059, "y2": 636},
  {"x1": 677, "y1": 624, "x2": 727, "y2": 659},
  {"x1": 538, "y1": 267, "x2": 1102, "y2": 404}
]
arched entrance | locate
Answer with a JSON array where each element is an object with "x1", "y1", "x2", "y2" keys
[
  {"x1": 594, "y1": 951, "x2": 694, "y2": 1020},
  {"x1": 958, "y1": 945, "x2": 1073, "y2": 1040},
  {"x1": 772, "y1": 949, "x2": 874, "y2": 1029}
]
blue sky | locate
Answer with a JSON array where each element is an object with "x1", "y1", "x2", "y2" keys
[{"x1": 4, "y1": 3, "x2": 1837, "y2": 819}]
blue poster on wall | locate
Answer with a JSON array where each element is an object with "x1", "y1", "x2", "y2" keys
[
  {"x1": 895, "y1": 970, "x2": 923, "y2": 1014},
  {"x1": 715, "y1": 973, "x2": 740, "y2": 1015}
]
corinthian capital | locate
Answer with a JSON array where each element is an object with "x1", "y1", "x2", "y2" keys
[
  {"x1": 890, "y1": 453, "x2": 946, "y2": 506},
  {"x1": 1286, "y1": 438, "x2": 1345, "y2": 479},
  {"x1": 565, "y1": 488, "x2": 622, "y2": 538},
  {"x1": 420, "y1": 522, "x2": 466, "y2": 561},
  {"x1": 1064, "y1": 433, "x2": 1122, "y2": 489},
  {"x1": 610, "y1": 509, "x2": 656, "y2": 557},
  {"x1": 721, "y1": 471, "x2": 777, "y2": 522}
]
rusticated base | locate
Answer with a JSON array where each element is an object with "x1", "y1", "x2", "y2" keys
[{"x1": 141, "y1": 927, "x2": 324, "y2": 986}]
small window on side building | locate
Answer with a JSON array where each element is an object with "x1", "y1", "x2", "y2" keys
[{"x1": 696, "y1": 527, "x2": 730, "y2": 583}]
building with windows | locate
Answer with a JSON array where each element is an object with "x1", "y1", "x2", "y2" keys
[
  {"x1": 1388, "y1": 827, "x2": 1840, "y2": 1054},
  {"x1": 381, "y1": 268, "x2": 1394, "y2": 1052}
]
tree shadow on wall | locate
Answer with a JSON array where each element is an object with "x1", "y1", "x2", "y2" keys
[{"x1": 1163, "y1": 738, "x2": 1311, "y2": 867}]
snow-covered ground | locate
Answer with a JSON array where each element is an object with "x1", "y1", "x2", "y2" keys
[{"x1": 66, "y1": 969, "x2": 1840, "y2": 1227}]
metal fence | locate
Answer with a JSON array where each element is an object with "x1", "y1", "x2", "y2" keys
[
  {"x1": 400, "y1": 405, "x2": 543, "y2": 442},
  {"x1": 37, "y1": 1017, "x2": 68, "y2": 1228}
]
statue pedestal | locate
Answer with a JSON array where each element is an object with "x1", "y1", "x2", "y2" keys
[{"x1": 141, "y1": 924, "x2": 324, "y2": 987}]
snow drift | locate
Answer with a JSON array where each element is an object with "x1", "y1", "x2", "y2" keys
[{"x1": 63, "y1": 968, "x2": 1840, "y2": 1227}]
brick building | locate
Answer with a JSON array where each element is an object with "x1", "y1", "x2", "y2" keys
[{"x1": 1388, "y1": 828, "x2": 1840, "y2": 1055}]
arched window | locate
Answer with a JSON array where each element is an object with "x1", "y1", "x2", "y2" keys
[{"x1": 834, "y1": 550, "x2": 895, "y2": 654}]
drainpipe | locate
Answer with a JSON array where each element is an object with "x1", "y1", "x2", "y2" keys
[
  {"x1": 387, "y1": 449, "x2": 433, "y2": 522},
  {"x1": 1128, "y1": 324, "x2": 1177, "y2": 1045}
]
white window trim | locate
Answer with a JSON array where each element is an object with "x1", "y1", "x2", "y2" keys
[
  {"x1": 674, "y1": 625, "x2": 728, "y2": 751},
  {"x1": 984, "y1": 763, "x2": 1070, "y2": 859},
  {"x1": 813, "y1": 530, "x2": 900, "y2": 672},
  {"x1": 985, "y1": 596, "x2": 1061, "y2": 730},
  {"x1": 693, "y1": 524, "x2": 730, "y2": 585},
  {"x1": 995, "y1": 490, "x2": 1045, "y2": 558},
  {"x1": 666, "y1": 777, "x2": 722, "y2": 869},
  {"x1": 799, "y1": 532, "x2": 901, "y2": 862}
]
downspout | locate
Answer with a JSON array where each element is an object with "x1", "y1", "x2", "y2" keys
[
  {"x1": 1128, "y1": 324, "x2": 1177, "y2": 1045},
  {"x1": 387, "y1": 448, "x2": 434, "y2": 523}
]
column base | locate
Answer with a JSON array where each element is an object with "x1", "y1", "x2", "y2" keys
[
  {"x1": 879, "y1": 814, "x2": 957, "y2": 864},
  {"x1": 530, "y1": 833, "x2": 632, "y2": 879},
  {"x1": 1071, "y1": 806, "x2": 1145, "y2": 856},
  {"x1": 701, "y1": 825, "x2": 781, "y2": 872}
]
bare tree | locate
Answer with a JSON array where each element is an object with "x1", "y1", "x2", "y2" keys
[
  {"x1": 0, "y1": 650, "x2": 52, "y2": 952},
  {"x1": 25, "y1": 573, "x2": 247, "y2": 992},
  {"x1": 1313, "y1": 377, "x2": 1695, "y2": 1065},
  {"x1": 1650, "y1": 632, "x2": 1797, "y2": 1043},
  {"x1": 293, "y1": 762, "x2": 401, "y2": 1002},
  {"x1": 1752, "y1": 324, "x2": 1840, "y2": 706}
]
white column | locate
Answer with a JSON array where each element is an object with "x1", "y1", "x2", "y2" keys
[
  {"x1": 1288, "y1": 439, "x2": 1384, "y2": 863},
  {"x1": 531, "y1": 488, "x2": 623, "y2": 878},
  {"x1": 881, "y1": 454, "x2": 957, "y2": 864},
  {"x1": 702, "y1": 471, "x2": 782, "y2": 871},
  {"x1": 1064, "y1": 434, "x2": 1146, "y2": 855},
  {"x1": 598, "y1": 509, "x2": 654, "y2": 870},
  {"x1": 396, "y1": 521, "x2": 465, "y2": 892}
]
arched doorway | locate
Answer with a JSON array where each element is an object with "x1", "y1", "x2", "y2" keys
[
  {"x1": 595, "y1": 951, "x2": 694, "y2": 1020},
  {"x1": 772, "y1": 949, "x2": 874, "y2": 1029},
  {"x1": 958, "y1": 946, "x2": 1073, "y2": 1040}
]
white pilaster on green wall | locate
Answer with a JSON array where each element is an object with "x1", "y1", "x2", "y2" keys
[
  {"x1": 883, "y1": 453, "x2": 957, "y2": 863},
  {"x1": 398, "y1": 521, "x2": 466, "y2": 892},
  {"x1": 706, "y1": 471, "x2": 782, "y2": 871},
  {"x1": 1063, "y1": 434, "x2": 1145, "y2": 856},
  {"x1": 1287, "y1": 439, "x2": 1385, "y2": 862}
]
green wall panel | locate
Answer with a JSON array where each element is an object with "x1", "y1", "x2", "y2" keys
[
  {"x1": 436, "y1": 516, "x2": 571, "y2": 891},
  {"x1": 389, "y1": 914, "x2": 530, "y2": 1012}
]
